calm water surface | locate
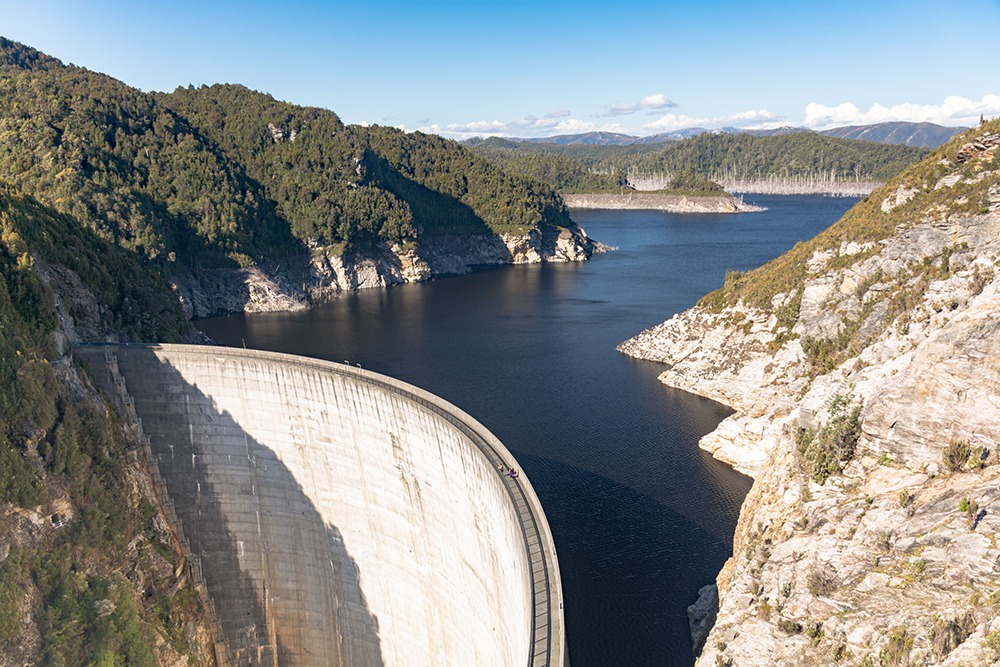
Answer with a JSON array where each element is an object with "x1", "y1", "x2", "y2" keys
[{"x1": 199, "y1": 194, "x2": 859, "y2": 666}]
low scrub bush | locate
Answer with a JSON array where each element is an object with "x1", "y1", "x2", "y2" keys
[
  {"x1": 943, "y1": 440, "x2": 971, "y2": 472},
  {"x1": 929, "y1": 612, "x2": 974, "y2": 658},
  {"x1": 798, "y1": 394, "x2": 863, "y2": 484},
  {"x1": 879, "y1": 626, "x2": 913, "y2": 666}
]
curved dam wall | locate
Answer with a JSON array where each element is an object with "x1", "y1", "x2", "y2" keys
[{"x1": 76, "y1": 344, "x2": 564, "y2": 667}]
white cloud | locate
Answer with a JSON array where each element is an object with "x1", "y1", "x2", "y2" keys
[
  {"x1": 406, "y1": 93, "x2": 1000, "y2": 142},
  {"x1": 600, "y1": 93, "x2": 676, "y2": 117},
  {"x1": 803, "y1": 95, "x2": 1000, "y2": 129},
  {"x1": 415, "y1": 114, "x2": 624, "y2": 140},
  {"x1": 643, "y1": 109, "x2": 779, "y2": 132}
]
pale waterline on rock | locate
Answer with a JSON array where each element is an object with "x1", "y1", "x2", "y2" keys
[
  {"x1": 563, "y1": 192, "x2": 765, "y2": 213},
  {"x1": 173, "y1": 225, "x2": 607, "y2": 319}
]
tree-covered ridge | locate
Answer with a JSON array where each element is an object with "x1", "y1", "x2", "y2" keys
[
  {"x1": 358, "y1": 125, "x2": 575, "y2": 234},
  {"x1": 467, "y1": 131, "x2": 927, "y2": 188},
  {"x1": 467, "y1": 131, "x2": 922, "y2": 195},
  {"x1": 458, "y1": 144, "x2": 621, "y2": 193},
  {"x1": 155, "y1": 83, "x2": 391, "y2": 249},
  {"x1": 161, "y1": 84, "x2": 575, "y2": 242},
  {"x1": 1, "y1": 37, "x2": 578, "y2": 272},
  {"x1": 625, "y1": 132, "x2": 927, "y2": 182},
  {"x1": 469, "y1": 142, "x2": 727, "y2": 195},
  {"x1": 0, "y1": 185, "x2": 203, "y2": 664},
  {"x1": 0, "y1": 38, "x2": 299, "y2": 267}
]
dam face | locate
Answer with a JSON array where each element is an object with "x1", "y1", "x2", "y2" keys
[{"x1": 77, "y1": 344, "x2": 564, "y2": 667}]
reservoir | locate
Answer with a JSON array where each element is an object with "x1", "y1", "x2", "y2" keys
[{"x1": 198, "y1": 194, "x2": 859, "y2": 666}]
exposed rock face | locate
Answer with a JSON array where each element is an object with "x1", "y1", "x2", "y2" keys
[
  {"x1": 562, "y1": 192, "x2": 763, "y2": 213},
  {"x1": 172, "y1": 223, "x2": 606, "y2": 318},
  {"x1": 620, "y1": 125, "x2": 1000, "y2": 665},
  {"x1": 688, "y1": 584, "x2": 720, "y2": 657}
]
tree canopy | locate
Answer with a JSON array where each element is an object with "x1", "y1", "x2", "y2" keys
[{"x1": 0, "y1": 38, "x2": 577, "y2": 270}]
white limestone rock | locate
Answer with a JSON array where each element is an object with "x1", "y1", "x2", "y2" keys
[{"x1": 619, "y1": 125, "x2": 1000, "y2": 665}]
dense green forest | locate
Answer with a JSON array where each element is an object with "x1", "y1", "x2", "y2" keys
[
  {"x1": 0, "y1": 37, "x2": 576, "y2": 272},
  {"x1": 631, "y1": 132, "x2": 928, "y2": 182},
  {"x1": 469, "y1": 140, "x2": 725, "y2": 194},
  {"x1": 0, "y1": 38, "x2": 594, "y2": 660},
  {"x1": 0, "y1": 38, "x2": 298, "y2": 267},
  {"x1": 466, "y1": 132, "x2": 928, "y2": 190},
  {"x1": 0, "y1": 185, "x2": 200, "y2": 664},
  {"x1": 161, "y1": 84, "x2": 575, "y2": 242}
]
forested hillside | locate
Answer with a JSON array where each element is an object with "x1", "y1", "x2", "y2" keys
[
  {"x1": 0, "y1": 38, "x2": 580, "y2": 273},
  {"x1": 161, "y1": 84, "x2": 578, "y2": 246},
  {"x1": 0, "y1": 38, "x2": 298, "y2": 267},
  {"x1": 468, "y1": 142, "x2": 724, "y2": 194},
  {"x1": 0, "y1": 185, "x2": 209, "y2": 665},
  {"x1": 634, "y1": 132, "x2": 927, "y2": 182},
  {"x1": 0, "y1": 36, "x2": 600, "y2": 663},
  {"x1": 466, "y1": 131, "x2": 927, "y2": 194}
]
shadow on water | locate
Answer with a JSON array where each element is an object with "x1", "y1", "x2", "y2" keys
[
  {"x1": 83, "y1": 347, "x2": 384, "y2": 667},
  {"x1": 516, "y1": 448, "x2": 735, "y2": 667}
]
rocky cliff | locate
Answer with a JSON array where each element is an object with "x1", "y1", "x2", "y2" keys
[
  {"x1": 620, "y1": 123, "x2": 1000, "y2": 665},
  {"x1": 562, "y1": 192, "x2": 762, "y2": 213},
  {"x1": 173, "y1": 223, "x2": 605, "y2": 318}
]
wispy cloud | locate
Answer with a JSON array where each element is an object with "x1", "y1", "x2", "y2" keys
[
  {"x1": 599, "y1": 94, "x2": 676, "y2": 117},
  {"x1": 803, "y1": 95, "x2": 1000, "y2": 129},
  {"x1": 414, "y1": 115, "x2": 622, "y2": 140},
  {"x1": 401, "y1": 92, "x2": 1000, "y2": 142},
  {"x1": 643, "y1": 109, "x2": 779, "y2": 132}
]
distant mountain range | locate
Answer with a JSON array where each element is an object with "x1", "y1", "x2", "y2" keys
[
  {"x1": 817, "y1": 122, "x2": 966, "y2": 148},
  {"x1": 495, "y1": 121, "x2": 967, "y2": 149}
]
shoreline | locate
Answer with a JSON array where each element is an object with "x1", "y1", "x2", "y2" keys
[{"x1": 563, "y1": 192, "x2": 764, "y2": 213}]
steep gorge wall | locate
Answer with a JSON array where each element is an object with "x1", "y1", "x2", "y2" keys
[
  {"x1": 76, "y1": 344, "x2": 564, "y2": 667},
  {"x1": 620, "y1": 125, "x2": 1000, "y2": 664}
]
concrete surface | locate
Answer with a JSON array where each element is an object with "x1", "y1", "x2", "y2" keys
[{"x1": 76, "y1": 344, "x2": 565, "y2": 667}]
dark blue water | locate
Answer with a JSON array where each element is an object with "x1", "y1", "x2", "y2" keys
[{"x1": 198, "y1": 194, "x2": 858, "y2": 666}]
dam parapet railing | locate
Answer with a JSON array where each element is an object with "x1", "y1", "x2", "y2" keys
[{"x1": 76, "y1": 343, "x2": 566, "y2": 667}]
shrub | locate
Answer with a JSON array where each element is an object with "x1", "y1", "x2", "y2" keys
[
  {"x1": 879, "y1": 626, "x2": 912, "y2": 666},
  {"x1": 929, "y1": 612, "x2": 975, "y2": 658},
  {"x1": 831, "y1": 642, "x2": 847, "y2": 661},
  {"x1": 798, "y1": 394, "x2": 863, "y2": 484},
  {"x1": 898, "y1": 489, "x2": 912, "y2": 508},
  {"x1": 943, "y1": 440, "x2": 971, "y2": 472},
  {"x1": 777, "y1": 619, "x2": 803, "y2": 635},
  {"x1": 986, "y1": 629, "x2": 1000, "y2": 656},
  {"x1": 961, "y1": 498, "x2": 981, "y2": 529},
  {"x1": 807, "y1": 567, "x2": 839, "y2": 597}
]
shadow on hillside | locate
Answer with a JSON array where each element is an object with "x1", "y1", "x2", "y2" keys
[
  {"x1": 364, "y1": 150, "x2": 502, "y2": 239},
  {"x1": 80, "y1": 346, "x2": 384, "y2": 667}
]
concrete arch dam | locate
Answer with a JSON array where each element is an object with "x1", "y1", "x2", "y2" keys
[{"x1": 76, "y1": 344, "x2": 565, "y2": 667}]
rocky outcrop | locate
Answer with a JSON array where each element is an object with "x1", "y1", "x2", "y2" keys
[
  {"x1": 620, "y1": 123, "x2": 1000, "y2": 665},
  {"x1": 562, "y1": 192, "x2": 763, "y2": 213},
  {"x1": 172, "y1": 223, "x2": 607, "y2": 318}
]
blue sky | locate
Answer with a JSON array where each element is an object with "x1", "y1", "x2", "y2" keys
[{"x1": 2, "y1": 0, "x2": 999, "y2": 138}]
